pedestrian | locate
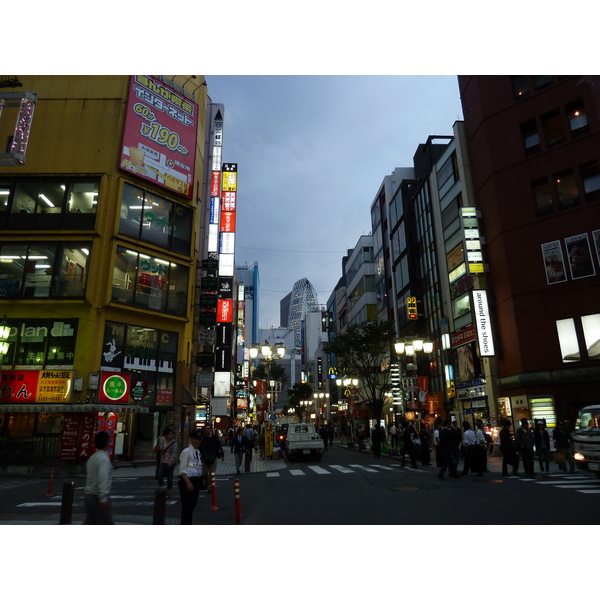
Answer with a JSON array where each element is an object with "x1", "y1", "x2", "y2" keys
[
  {"x1": 461, "y1": 422, "x2": 481, "y2": 476},
  {"x1": 231, "y1": 427, "x2": 251, "y2": 474},
  {"x1": 401, "y1": 419, "x2": 418, "y2": 468},
  {"x1": 433, "y1": 419, "x2": 442, "y2": 467},
  {"x1": 438, "y1": 420, "x2": 460, "y2": 479},
  {"x1": 533, "y1": 420, "x2": 551, "y2": 474},
  {"x1": 419, "y1": 425, "x2": 431, "y2": 465},
  {"x1": 553, "y1": 422, "x2": 576, "y2": 474},
  {"x1": 320, "y1": 424, "x2": 329, "y2": 452},
  {"x1": 328, "y1": 423, "x2": 335, "y2": 447},
  {"x1": 242, "y1": 424, "x2": 255, "y2": 471},
  {"x1": 500, "y1": 419, "x2": 519, "y2": 477},
  {"x1": 157, "y1": 427, "x2": 178, "y2": 497},
  {"x1": 452, "y1": 420, "x2": 463, "y2": 470},
  {"x1": 199, "y1": 425, "x2": 225, "y2": 490},
  {"x1": 475, "y1": 420, "x2": 489, "y2": 473},
  {"x1": 228, "y1": 427, "x2": 235, "y2": 449},
  {"x1": 83, "y1": 430, "x2": 115, "y2": 525},
  {"x1": 371, "y1": 424, "x2": 382, "y2": 458},
  {"x1": 516, "y1": 418, "x2": 535, "y2": 476},
  {"x1": 177, "y1": 430, "x2": 203, "y2": 525},
  {"x1": 389, "y1": 423, "x2": 398, "y2": 448}
]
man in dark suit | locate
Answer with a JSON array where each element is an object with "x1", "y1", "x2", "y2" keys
[
  {"x1": 231, "y1": 427, "x2": 252, "y2": 474},
  {"x1": 438, "y1": 420, "x2": 460, "y2": 479}
]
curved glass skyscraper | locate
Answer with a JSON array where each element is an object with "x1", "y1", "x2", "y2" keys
[{"x1": 288, "y1": 278, "x2": 318, "y2": 347}]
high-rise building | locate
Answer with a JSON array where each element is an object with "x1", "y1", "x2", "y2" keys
[
  {"x1": 0, "y1": 76, "x2": 208, "y2": 465},
  {"x1": 287, "y1": 278, "x2": 318, "y2": 348}
]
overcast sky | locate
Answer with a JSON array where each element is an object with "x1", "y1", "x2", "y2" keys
[{"x1": 206, "y1": 75, "x2": 464, "y2": 329}]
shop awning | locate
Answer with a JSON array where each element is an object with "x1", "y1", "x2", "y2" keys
[{"x1": 0, "y1": 403, "x2": 150, "y2": 414}]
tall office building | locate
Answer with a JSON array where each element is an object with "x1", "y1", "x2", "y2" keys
[
  {"x1": 458, "y1": 75, "x2": 600, "y2": 425},
  {"x1": 288, "y1": 278, "x2": 318, "y2": 348}
]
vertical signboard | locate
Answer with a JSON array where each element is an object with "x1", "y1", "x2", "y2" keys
[
  {"x1": 119, "y1": 76, "x2": 198, "y2": 199},
  {"x1": 472, "y1": 290, "x2": 495, "y2": 356}
]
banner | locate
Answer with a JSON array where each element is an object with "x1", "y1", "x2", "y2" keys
[
  {"x1": 119, "y1": 76, "x2": 198, "y2": 198},
  {"x1": 0, "y1": 370, "x2": 74, "y2": 403}
]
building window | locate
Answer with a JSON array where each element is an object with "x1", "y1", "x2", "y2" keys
[
  {"x1": 580, "y1": 161, "x2": 600, "y2": 203},
  {"x1": 0, "y1": 241, "x2": 90, "y2": 299},
  {"x1": 111, "y1": 246, "x2": 188, "y2": 316},
  {"x1": 566, "y1": 100, "x2": 589, "y2": 137},
  {"x1": 533, "y1": 75, "x2": 553, "y2": 91},
  {"x1": 511, "y1": 76, "x2": 530, "y2": 100},
  {"x1": 582, "y1": 314, "x2": 600, "y2": 361},
  {"x1": 542, "y1": 110, "x2": 566, "y2": 147},
  {"x1": 2, "y1": 176, "x2": 99, "y2": 230},
  {"x1": 532, "y1": 178, "x2": 553, "y2": 217},
  {"x1": 554, "y1": 169, "x2": 579, "y2": 210},
  {"x1": 119, "y1": 181, "x2": 192, "y2": 255},
  {"x1": 520, "y1": 119, "x2": 541, "y2": 155}
]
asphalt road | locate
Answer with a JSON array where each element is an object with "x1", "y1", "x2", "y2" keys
[{"x1": 1, "y1": 445, "x2": 599, "y2": 525}]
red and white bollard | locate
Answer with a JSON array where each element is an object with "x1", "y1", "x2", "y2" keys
[
  {"x1": 234, "y1": 478, "x2": 242, "y2": 524},
  {"x1": 210, "y1": 470, "x2": 219, "y2": 511},
  {"x1": 46, "y1": 467, "x2": 55, "y2": 497}
]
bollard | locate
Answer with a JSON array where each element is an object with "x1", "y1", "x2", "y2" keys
[
  {"x1": 46, "y1": 467, "x2": 55, "y2": 497},
  {"x1": 153, "y1": 488, "x2": 168, "y2": 525},
  {"x1": 209, "y1": 470, "x2": 219, "y2": 511},
  {"x1": 59, "y1": 481, "x2": 75, "y2": 524},
  {"x1": 234, "y1": 478, "x2": 242, "y2": 524}
]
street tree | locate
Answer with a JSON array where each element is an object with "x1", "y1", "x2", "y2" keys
[
  {"x1": 324, "y1": 319, "x2": 396, "y2": 425},
  {"x1": 284, "y1": 382, "x2": 315, "y2": 418}
]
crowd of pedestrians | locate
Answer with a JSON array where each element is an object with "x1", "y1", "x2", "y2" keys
[{"x1": 366, "y1": 416, "x2": 573, "y2": 481}]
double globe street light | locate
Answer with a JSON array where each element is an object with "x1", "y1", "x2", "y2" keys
[{"x1": 394, "y1": 338, "x2": 434, "y2": 416}]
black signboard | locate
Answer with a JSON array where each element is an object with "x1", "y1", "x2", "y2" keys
[
  {"x1": 218, "y1": 277, "x2": 234, "y2": 298},
  {"x1": 198, "y1": 311, "x2": 216, "y2": 327},
  {"x1": 199, "y1": 294, "x2": 217, "y2": 309},
  {"x1": 196, "y1": 352, "x2": 214, "y2": 368},
  {"x1": 201, "y1": 277, "x2": 218, "y2": 291},
  {"x1": 201, "y1": 258, "x2": 218, "y2": 271},
  {"x1": 216, "y1": 323, "x2": 232, "y2": 346}
]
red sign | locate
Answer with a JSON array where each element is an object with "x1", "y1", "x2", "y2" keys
[
  {"x1": 211, "y1": 171, "x2": 221, "y2": 197},
  {"x1": 255, "y1": 380, "x2": 266, "y2": 422},
  {"x1": 217, "y1": 299, "x2": 233, "y2": 323},
  {"x1": 418, "y1": 376, "x2": 429, "y2": 405},
  {"x1": 99, "y1": 372, "x2": 131, "y2": 403},
  {"x1": 60, "y1": 415, "x2": 81, "y2": 461},
  {"x1": 119, "y1": 76, "x2": 199, "y2": 199},
  {"x1": 222, "y1": 190, "x2": 236, "y2": 211},
  {"x1": 0, "y1": 370, "x2": 73, "y2": 403},
  {"x1": 451, "y1": 324, "x2": 476, "y2": 348},
  {"x1": 156, "y1": 388, "x2": 173, "y2": 406},
  {"x1": 77, "y1": 414, "x2": 96, "y2": 459},
  {"x1": 220, "y1": 211, "x2": 236, "y2": 233},
  {"x1": 97, "y1": 412, "x2": 118, "y2": 460}
]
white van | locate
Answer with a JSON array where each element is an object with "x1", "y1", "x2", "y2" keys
[{"x1": 572, "y1": 405, "x2": 600, "y2": 477}]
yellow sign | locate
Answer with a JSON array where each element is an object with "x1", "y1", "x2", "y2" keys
[
  {"x1": 469, "y1": 263, "x2": 484, "y2": 273},
  {"x1": 407, "y1": 296, "x2": 418, "y2": 320},
  {"x1": 37, "y1": 370, "x2": 74, "y2": 403},
  {"x1": 265, "y1": 423, "x2": 274, "y2": 456}
]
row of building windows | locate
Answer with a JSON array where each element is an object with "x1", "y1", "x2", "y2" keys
[
  {"x1": 532, "y1": 160, "x2": 600, "y2": 216},
  {"x1": 520, "y1": 98, "x2": 590, "y2": 156},
  {"x1": 0, "y1": 176, "x2": 99, "y2": 230},
  {"x1": 0, "y1": 176, "x2": 194, "y2": 257},
  {"x1": 511, "y1": 75, "x2": 572, "y2": 101},
  {"x1": 0, "y1": 242, "x2": 90, "y2": 299}
]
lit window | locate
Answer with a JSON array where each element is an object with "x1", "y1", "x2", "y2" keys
[
  {"x1": 580, "y1": 161, "x2": 600, "y2": 203},
  {"x1": 566, "y1": 100, "x2": 589, "y2": 136},
  {"x1": 582, "y1": 314, "x2": 600, "y2": 361},
  {"x1": 520, "y1": 120, "x2": 541, "y2": 154},
  {"x1": 557, "y1": 318, "x2": 580, "y2": 362}
]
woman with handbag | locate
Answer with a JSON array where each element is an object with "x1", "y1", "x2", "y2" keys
[{"x1": 157, "y1": 428, "x2": 178, "y2": 497}]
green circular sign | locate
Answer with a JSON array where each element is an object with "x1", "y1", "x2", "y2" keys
[{"x1": 103, "y1": 374, "x2": 128, "y2": 401}]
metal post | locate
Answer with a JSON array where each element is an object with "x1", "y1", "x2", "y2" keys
[
  {"x1": 209, "y1": 470, "x2": 218, "y2": 510},
  {"x1": 46, "y1": 467, "x2": 55, "y2": 497},
  {"x1": 153, "y1": 488, "x2": 168, "y2": 525},
  {"x1": 59, "y1": 481, "x2": 75, "y2": 524},
  {"x1": 234, "y1": 478, "x2": 242, "y2": 524}
]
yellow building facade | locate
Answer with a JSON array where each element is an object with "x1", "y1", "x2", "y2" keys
[{"x1": 0, "y1": 75, "x2": 208, "y2": 466}]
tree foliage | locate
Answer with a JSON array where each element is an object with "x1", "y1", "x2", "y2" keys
[
  {"x1": 324, "y1": 319, "x2": 396, "y2": 424},
  {"x1": 284, "y1": 382, "x2": 315, "y2": 417}
]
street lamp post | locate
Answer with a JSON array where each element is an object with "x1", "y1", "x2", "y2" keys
[
  {"x1": 335, "y1": 375, "x2": 359, "y2": 445},
  {"x1": 394, "y1": 337, "x2": 433, "y2": 417}
]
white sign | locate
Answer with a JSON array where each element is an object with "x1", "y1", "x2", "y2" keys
[{"x1": 472, "y1": 290, "x2": 495, "y2": 356}]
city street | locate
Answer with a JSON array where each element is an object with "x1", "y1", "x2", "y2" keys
[{"x1": 1, "y1": 441, "x2": 599, "y2": 526}]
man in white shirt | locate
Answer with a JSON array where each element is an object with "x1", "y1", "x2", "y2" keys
[
  {"x1": 84, "y1": 431, "x2": 114, "y2": 525},
  {"x1": 461, "y1": 421, "x2": 481, "y2": 476},
  {"x1": 177, "y1": 430, "x2": 203, "y2": 525}
]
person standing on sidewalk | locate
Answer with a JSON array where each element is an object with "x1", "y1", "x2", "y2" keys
[
  {"x1": 177, "y1": 430, "x2": 203, "y2": 525},
  {"x1": 199, "y1": 425, "x2": 224, "y2": 490},
  {"x1": 438, "y1": 420, "x2": 460, "y2": 479},
  {"x1": 533, "y1": 420, "x2": 551, "y2": 474},
  {"x1": 371, "y1": 424, "x2": 383, "y2": 458},
  {"x1": 500, "y1": 420, "x2": 519, "y2": 477},
  {"x1": 516, "y1": 418, "x2": 535, "y2": 476},
  {"x1": 84, "y1": 431, "x2": 114, "y2": 525},
  {"x1": 553, "y1": 422, "x2": 576, "y2": 474},
  {"x1": 157, "y1": 427, "x2": 177, "y2": 497},
  {"x1": 243, "y1": 424, "x2": 255, "y2": 471},
  {"x1": 461, "y1": 422, "x2": 481, "y2": 476},
  {"x1": 475, "y1": 420, "x2": 489, "y2": 473}
]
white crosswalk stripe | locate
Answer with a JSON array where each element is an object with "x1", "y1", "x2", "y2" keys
[
  {"x1": 348, "y1": 464, "x2": 377, "y2": 472},
  {"x1": 520, "y1": 473, "x2": 600, "y2": 494},
  {"x1": 289, "y1": 469, "x2": 305, "y2": 476},
  {"x1": 369, "y1": 464, "x2": 395, "y2": 471},
  {"x1": 329, "y1": 465, "x2": 355, "y2": 474},
  {"x1": 307, "y1": 466, "x2": 331, "y2": 475}
]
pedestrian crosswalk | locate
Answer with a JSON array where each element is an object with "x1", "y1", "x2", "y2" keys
[
  {"x1": 520, "y1": 473, "x2": 600, "y2": 494},
  {"x1": 261, "y1": 463, "x2": 424, "y2": 478}
]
